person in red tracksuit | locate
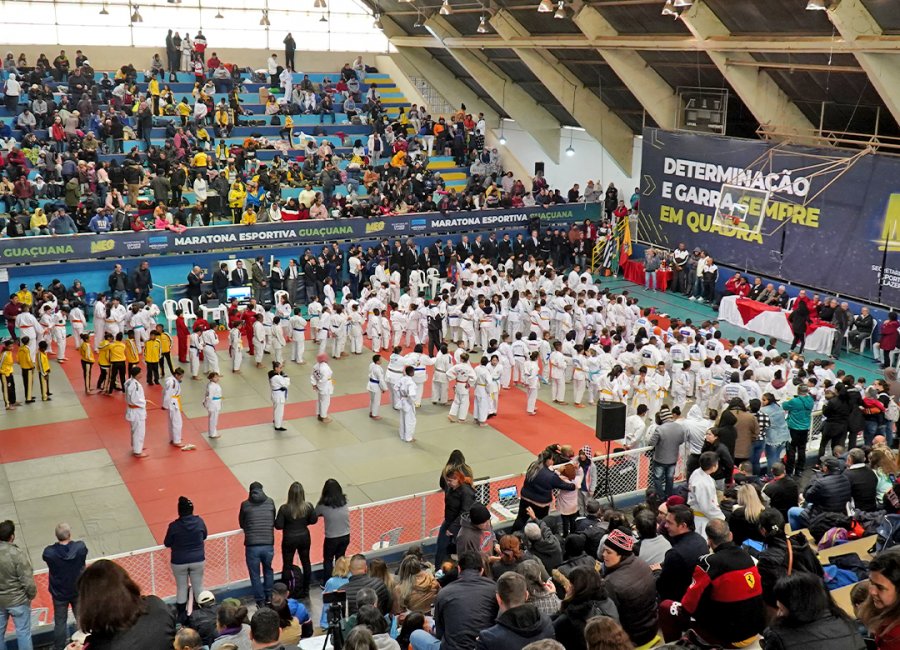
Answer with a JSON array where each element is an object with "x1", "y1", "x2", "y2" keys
[
  {"x1": 175, "y1": 310, "x2": 189, "y2": 363},
  {"x1": 659, "y1": 519, "x2": 766, "y2": 645},
  {"x1": 242, "y1": 301, "x2": 258, "y2": 357}
]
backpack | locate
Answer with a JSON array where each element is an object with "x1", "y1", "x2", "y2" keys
[
  {"x1": 818, "y1": 527, "x2": 849, "y2": 550},
  {"x1": 876, "y1": 513, "x2": 900, "y2": 552},
  {"x1": 286, "y1": 564, "x2": 304, "y2": 599},
  {"x1": 823, "y1": 564, "x2": 858, "y2": 590},
  {"x1": 809, "y1": 511, "x2": 851, "y2": 543}
]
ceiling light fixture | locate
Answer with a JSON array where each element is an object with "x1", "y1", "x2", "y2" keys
[
  {"x1": 553, "y1": 1, "x2": 566, "y2": 19},
  {"x1": 130, "y1": 4, "x2": 142, "y2": 22},
  {"x1": 215, "y1": 8, "x2": 223, "y2": 18},
  {"x1": 414, "y1": 10, "x2": 423, "y2": 27},
  {"x1": 565, "y1": 143, "x2": 575, "y2": 157},
  {"x1": 672, "y1": 0, "x2": 692, "y2": 6},
  {"x1": 99, "y1": 3, "x2": 109, "y2": 13},
  {"x1": 373, "y1": 12, "x2": 383, "y2": 28},
  {"x1": 661, "y1": 0, "x2": 678, "y2": 17},
  {"x1": 805, "y1": 0, "x2": 827, "y2": 8},
  {"x1": 319, "y1": 14, "x2": 327, "y2": 21},
  {"x1": 440, "y1": 0, "x2": 452, "y2": 15},
  {"x1": 260, "y1": 9, "x2": 270, "y2": 25},
  {"x1": 537, "y1": 0, "x2": 553, "y2": 12},
  {"x1": 477, "y1": 14, "x2": 488, "y2": 32}
]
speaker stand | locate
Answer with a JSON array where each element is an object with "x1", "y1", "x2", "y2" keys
[{"x1": 605, "y1": 439, "x2": 615, "y2": 510}]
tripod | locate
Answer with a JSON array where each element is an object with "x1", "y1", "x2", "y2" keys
[
  {"x1": 321, "y1": 601, "x2": 344, "y2": 650},
  {"x1": 604, "y1": 439, "x2": 615, "y2": 510}
]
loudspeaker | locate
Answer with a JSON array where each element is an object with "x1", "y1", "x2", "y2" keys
[
  {"x1": 595, "y1": 401, "x2": 626, "y2": 442},
  {"x1": 534, "y1": 161, "x2": 545, "y2": 176}
]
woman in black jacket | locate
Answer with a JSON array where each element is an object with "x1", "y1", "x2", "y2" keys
[
  {"x1": 513, "y1": 450, "x2": 576, "y2": 531},
  {"x1": 762, "y1": 571, "x2": 865, "y2": 649},
  {"x1": 552, "y1": 566, "x2": 619, "y2": 650},
  {"x1": 789, "y1": 301, "x2": 811, "y2": 353},
  {"x1": 275, "y1": 481, "x2": 318, "y2": 598},
  {"x1": 756, "y1": 508, "x2": 823, "y2": 609},
  {"x1": 819, "y1": 386, "x2": 851, "y2": 462},
  {"x1": 435, "y1": 457, "x2": 475, "y2": 566}
]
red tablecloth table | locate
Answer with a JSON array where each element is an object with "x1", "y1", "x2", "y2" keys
[{"x1": 622, "y1": 260, "x2": 673, "y2": 291}]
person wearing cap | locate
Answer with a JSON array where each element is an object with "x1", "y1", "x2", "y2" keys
[
  {"x1": 164, "y1": 497, "x2": 208, "y2": 623},
  {"x1": 455, "y1": 503, "x2": 495, "y2": 559},
  {"x1": 187, "y1": 590, "x2": 219, "y2": 647},
  {"x1": 310, "y1": 353, "x2": 333, "y2": 424},
  {"x1": 648, "y1": 404, "x2": 686, "y2": 498},
  {"x1": 787, "y1": 456, "x2": 852, "y2": 530},
  {"x1": 600, "y1": 526, "x2": 659, "y2": 647}
]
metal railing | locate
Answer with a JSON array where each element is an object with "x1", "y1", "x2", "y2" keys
[{"x1": 22, "y1": 415, "x2": 825, "y2": 625}]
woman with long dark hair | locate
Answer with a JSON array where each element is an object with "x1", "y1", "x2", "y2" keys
[
  {"x1": 77, "y1": 559, "x2": 175, "y2": 650},
  {"x1": 762, "y1": 571, "x2": 865, "y2": 649},
  {"x1": 859, "y1": 548, "x2": 900, "y2": 649},
  {"x1": 275, "y1": 481, "x2": 318, "y2": 598},
  {"x1": 315, "y1": 478, "x2": 350, "y2": 586},
  {"x1": 756, "y1": 508, "x2": 823, "y2": 610},
  {"x1": 513, "y1": 449, "x2": 576, "y2": 531},
  {"x1": 552, "y1": 566, "x2": 619, "y2": 650}
]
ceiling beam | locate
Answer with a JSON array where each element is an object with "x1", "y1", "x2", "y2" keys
[
  {"x1": 825, "y1": 0, "x2": 900, "y2": 127},
  {"x1": 424, "y1": 14, "x2": 562, "y2": 162},
  {"x1": 490, "y1": 9, "x2": 634, "y2": 172},
  {"x1": 573, "y1": 4, "x2": 679, "y2": 129},
  {"x1": 387, "y1": 32, "x2": 900, "y2": 54},
  {"x1": 678, "y1": 0, "x2": 815, "y2": 137},
  {"x1": 724, "y1": 59, "x2": 865, "y2": 74}
]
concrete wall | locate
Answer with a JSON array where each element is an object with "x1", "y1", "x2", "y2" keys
[{"x1": 0, "y1": 46, "x2": 376, "y2": 72}]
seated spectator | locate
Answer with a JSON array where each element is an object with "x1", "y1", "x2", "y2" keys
[
  {"x1": 556, "y1": 534, "x2": 594, "y2": 578},
  {"x1": 728, "y1": 483, "x2": 766, "y2": 547},
  {"x1": 762, "y1": 463, "x2": 800, "y2": 522},
  {"x1": 492, "y1": 535, "x2": 528, "y2": 580},
  {"x1": 787, "y1": 457, "x2": 852, "y2": 530},
  {"x1": 210, "y1": 599, "x2": 251, "y2": 650},
  {"x1": 550, "y1": 566, "x2": 618, "y2": 650},
  {"x1": 516, "y1": 559, "x2": 560, "y2": 618},
  {"x1": 656, "y1": 505, "x2": 709, "y2": 602},
  {"x1": 77, "y1": 559, "x2": 176, "y2": 650},
  {"x1": 848, "y1": 307, "x2": 875, "y2": 351},
  {"x1": 174, "y1": 627, "x2": 204, "y2": 650},
  {"x1": 356, "y1": 605, "x2": 401, "y2": 650},
  {"x1": 600, "y1": 528, "x2": 659, "y2": 647},
  {"x1": 763, "y1": 571, "x2": 866, "y2": 649},
  {"x1": 345, "y1": 555, "x2": 391, "y2": 616},
  {"x1": 756, "y1": 508, "x2": 823, "y2": 609},
  {"x1": 858, "y1": 548, "x2": 900, "y2": 649},
  {"x1": 269, "y1": 582, "x2": 312, "y2": 641},
  {"x1": 574, "y1": 499, "x2": 607, "y2": 558},
  {"x1": 475, "y1": 572, "x2": 554, "y2": 650},
  {"x1": 583, "y1": 617, "x2": 633, "y2": 650},
  {"x1": 523, "y1": 515, "x2": 562, "y2": 574},
  {"x1": 249, "y1": 607, "x2": 301, "y2": 650},
  {"x1": 660, "y1": 520, "x2": 765, "y2": 645},
  {"x1": 410, "y1": 551, "x2": 497, "y2": 650},
  {"x1": 187, "y1": 590, "x2": 219, "y2": 647},
  {"x1": 633, "y1": 507, "x2": 671, "y2": 567},
  {"x1": 395, "y1": 555, "x2": 439, "y2": 616},
  {"x1": 845, "y1": 447, "x2": 879, "y2": 512}
]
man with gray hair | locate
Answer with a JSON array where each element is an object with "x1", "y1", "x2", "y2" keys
[
  {"x1": 831, "y1": 301, "x2": 851, "y2": 359},
  {"x1": 42, "y1": 523, "x2": 88, "y2": 650}
]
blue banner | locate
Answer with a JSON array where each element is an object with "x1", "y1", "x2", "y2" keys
[
  {"x1": 639, "y1": 128, "x2": 900, "y2": 303},
  {"x1": 0, "y1": 203, "x2": 600, "y2": 265}
]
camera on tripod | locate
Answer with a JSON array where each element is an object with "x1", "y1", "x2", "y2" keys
[{"x1": 322, "y1": 590, "x2": 347, "y2": 650}]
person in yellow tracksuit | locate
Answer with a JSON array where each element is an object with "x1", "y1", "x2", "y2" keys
[
  {"x1": 228, "y1": 179, "x2": 246, "y2": 225},
  {"x1": 125, "y1": 330, "x2": 141, "y2": 376},
  {"x1": 37, "y1": 341, "x2": 51, "y2": 401},
  {"x1": 17, "y1": 337, "x2": 35, "y2": 404},
  {"x1": 96, "y1": 333, "x2": 113, "y2": 393},
  {"x1": 107, "y1": 333, "x2": 127, "y2": 394},
  {"x1": 78, "y1": 333, "x2": 94, "y2": 394},
  {"x1": 241, "y1": 206, "x2": 257, "y2": 225},
  {"x1": 156, "y1": 325, "x2": 175, "y2": 377},
  {"x1": 1, "y1": 339, "x2": 18, "y2": 409},
  {"x1": 144, "y1": 331, "x2": 162, "y2": 385}
]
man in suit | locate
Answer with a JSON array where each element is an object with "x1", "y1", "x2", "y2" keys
[
  {"x1": 250, "y1": 256, "x2": 268, "y2": 304},
  {"x1": 403, "y1": 241, "x2": 418, "y2": 278},
  {"x1": 471, "y1": 235, "x2": 485, "y2": 261},
  {"x1": 429, "y1": 239, "x2": 444, "y2": 272},
  {"x1": 442, "y1": 241, "x2": 455, "y2": 268},
  {"x1": 285, "y1": 259, "x2": 300, "y2": 304},
  {"x1": 456, "y1": 235, "x2": 471, "y2": 260},
  {"x1": 525, "y1": 230, "x2": 540, "y2": 258},
  {"x1": 498, "y1": 233, "x2": 513, "y2": 261},
  {"x1": 231, "y1": 260, "x2": 249, "y2": 287},
  {"x1": 186, "y1": 266, "x2": 204, "y2": 313},
  {"x1": 484, "y1": 232, "x2": 499, "y2": 264},
  {"x1": 211, "y1": 263, "x2": 230, "y2": 301}
]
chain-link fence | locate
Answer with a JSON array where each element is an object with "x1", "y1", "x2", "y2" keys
[{"x1": 23, "y1": 422, "x2": 827, "y2": 627}]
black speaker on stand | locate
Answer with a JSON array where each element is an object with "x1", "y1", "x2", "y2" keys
[{"x1": 595, "y1": 401, "x2": 627, "y2": 508}]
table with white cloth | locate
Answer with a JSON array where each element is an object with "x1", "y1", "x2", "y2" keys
[{"x1": 718, "y1": 295, "x2": 836, "y2": 355}]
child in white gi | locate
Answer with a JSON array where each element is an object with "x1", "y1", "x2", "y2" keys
[{"x1": 203, "y1": 372, "x2": 222, "y2": 438}]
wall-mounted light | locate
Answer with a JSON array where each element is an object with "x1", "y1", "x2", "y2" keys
[
  {"x1": 440, "y1": 0, "x2": 452, "y2": 15},
  {"x1": 553, "y1": 1, "x2": 566, "y2": 19}
]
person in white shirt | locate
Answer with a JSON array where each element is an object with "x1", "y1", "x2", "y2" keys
[
  {"x1": 549, "y1": 340, "x2": 569, "y2": 404},
  {"x1": 396, "y1": 366, "x2": 418, "y2": 443},
  {"x1": 201, "y1": 325, "x2": 220, "y2": 374},
  {"x1": 432, "y1": 344, "x2": 452, "y2": 405},
  {"x1": 448, "y1": 352, "x2": 475, "y2": 423},
  {"x1": 228, "y1": 322, "x2": 243, "y2": 373},
  {"x1": 367, "y1": 354, "x2": 387, "y2": 419},
  {"x1": 472, "y1": 357, "x2": 493, "y2": 427},
  {"x1": 202, "y1": 371, "x2": 222, "y2": 438},
  {"x1": 289, "y1": 308, "x2": 307, "y2": 364},
  {"x1": 124, "y1": 366, "x2": 148, "y2": 457},
  {"x1": 92, "y1": 296, "x2": 107, "y2": 351},
  {"x1": 270, "y1": 316, "x2": 287, "y2": 364},
  {"x1": 269, "y1": 361, "x2": 291, "y2": 431},
  {"x1": 162, "y1": 368, "x2": 185, "y2": 447},
  {"x1": 348, "y1": 304, "x2": 365, "y2": 354},
  {"x1": 310, "y1": 353, "x2": 334, "y2": 423},
  {"x1": 252, "y1": 314, "x2": 266, "y2": 367},
  {"x1": 188, "y1": 328, "x2": 202, "y2": 379},
  {"x1": 624, "y1": 405, "x2": 648, "y2": 449},
  {"x1": 688, "y1": 451, "x2": 725, "y2": 539},
  {"x1": 523, "y1": 351, "x2": 541, "y2": 415},
  {"x1": 69, "y1": 304, "x2": 86, "y2": 347}
]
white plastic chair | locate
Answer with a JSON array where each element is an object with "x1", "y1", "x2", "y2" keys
[
  {"x1": 163, "y1": 299, "x2": 178, "y2": 333},
  {"x1": 274, "y1": 290, "x2": 289, "y2": 306},
  {"x1": 370, "y1": 527, "x2": 403, "y2": 550},
  {"x1": 426, "y1": 268, "x2": 440, "y2": 299},
  {"x1": 858, "y1": 318, "x2": 877, "y2": 355},
  {"x1": 786, "y1": 297, "x2": 796, "y2": 310},
  {"x1": 178, "y1": 298, "x2": 197, "y2": 327}
]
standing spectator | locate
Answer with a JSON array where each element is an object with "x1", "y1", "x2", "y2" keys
[
  {"x1": 436, "y1": 464, "x2": 475, "y2": 565},
  {"x1": 238, "y1": 481, "x2": 276, "y2": 608},
  {"x1": 108, "y1": 263, "x2": 129, "y2": 303},
  {"x1": 410, "y1": 551, "x2": 497, "y2": 650},
  {"x1": 0, "y1": 520, "x2": 36, "y2": 650},
  {"x1": 131, "y1": 261, "x2": 153, "y2": 303},
  {"x1": 513, "y1": 450, "x2": 576, "y2": 531},
  {"x1": 782, "y1": 385, "x2": 814, "y2": 477},
  {"x1": 648, "y1": 405, "x2": 685, "y2": 498},
  {"x1": 275, "y1": 482, "x2": 318, "y2": 598},
  {"x1": 881, "y1": 312, "x2": 900, "y2": 369},
  {"x1": 283, "y1": 33, "x2": 296, "y2": 70},
  {"x1": 315, "y1": 478, "x2": 350, "y2": 586},
  {"x1": 76, "y1": 559, "x2": 175, "y2": 650},
  {"x1": 474, "y1": 572, "x2": 554, "y2": 649},
  {"x1": 186, "y1": 265, "x2": 204, "y2": 314},
  {"x1": 42, "y1": 523, "x2": 87, "y2": 650},
  {"x1": 164, "y1": 496, "x2": 208, "y2": 623}
]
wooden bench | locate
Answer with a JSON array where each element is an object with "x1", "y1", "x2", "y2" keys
[{"x1": 818, "y1": 535, "x2": 876, "y2": 565}]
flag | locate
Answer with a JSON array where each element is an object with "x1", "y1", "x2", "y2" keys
[{"x1": 620, "y1": 216, "x2": 632, "y2": 262}]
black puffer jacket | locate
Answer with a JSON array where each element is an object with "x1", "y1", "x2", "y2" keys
[
  {"x1": 475, "y1": 604, "x2": 555, "y2": 650},
  {"x1": 804, "y1": 471, "x2": 853, "y2": 516},
  {"x1": 443, "y1": 483, "x2": 475, "y2": 534},
  {"x1": 762, "y1": 612, "x2": 866, "y2": 650},
  {"x1": 757, "y1": 534, "x2": 824, "y2": 607},
  {"x1": 603, "y1": 555, "x2": 659, "y2": 646},
  {"x1": 239, "y1": 482, "x2": 276, "y2": 546}
]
